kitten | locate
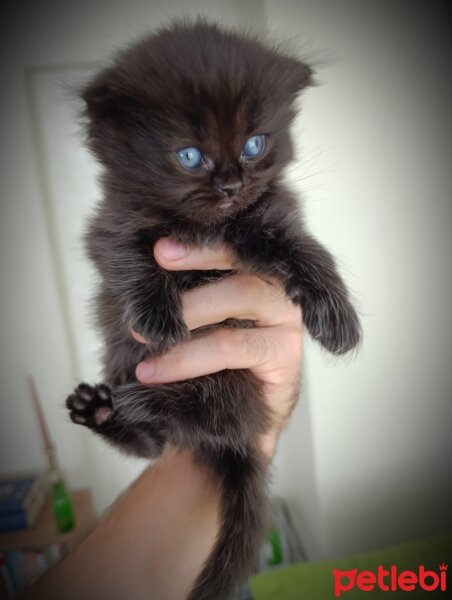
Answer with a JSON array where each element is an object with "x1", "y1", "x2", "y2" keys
[{"x1": 66, "y1": 20, "x2": 361, "y2": 600}]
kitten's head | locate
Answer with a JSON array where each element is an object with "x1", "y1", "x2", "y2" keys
[{"x1": 82, "y1": 21, "x2": 312, "y2": 224}]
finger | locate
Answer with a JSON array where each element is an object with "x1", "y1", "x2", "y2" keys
[
  {"x1": 136, "y1": 326, "x2": 302, "y2": 384},
  {"x1": 181, "y1": 274, "x2": 300, "y2": 330},
  {"x1": 130, "y1": 328, "x2": 146, "y2": 344},
  {"x1": 154, "y1": 238, "x2": 236, "y2": 271}
]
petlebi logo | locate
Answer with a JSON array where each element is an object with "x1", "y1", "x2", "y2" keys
[{"x1": 333, "y1": 563, "x2": 447, "y2": 597}]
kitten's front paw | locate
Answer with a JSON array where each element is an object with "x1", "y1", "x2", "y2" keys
[
  {"x1": 66, "y1": 383, "x2": 113, "y2": 429},
  {"x1": 132, "y1": 306, "x2": 189, "y2": 353},
  {"x1": 290, "y1": 281, "x2": 361, "y2": 355},
  {"x1": 313, "y1": 298, "x2": 361, "y2": 355}
]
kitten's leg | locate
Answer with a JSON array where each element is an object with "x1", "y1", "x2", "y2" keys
[
  {"x1": 228, "y1": 226, "x2": 361, "y2": 355},
  {"x1": 67, "y1": 371, "x2": 268, "y2": 457},
  {"x1": 283, "y1": 233, "x2": 361, "y2": 354},
  {"x1": 125, "y1": 273, "x2": 188, "y2": 353},
  {"x1": 66, "y1": 383, "x2": 166, "y2": 458},
  {"x1": 87, "y1": 227, "x2": 189, "y2": 353}
]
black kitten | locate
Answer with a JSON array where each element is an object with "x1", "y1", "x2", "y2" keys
[{"x1": 66, "y1": 20, "x2": 361, "y2": 600}]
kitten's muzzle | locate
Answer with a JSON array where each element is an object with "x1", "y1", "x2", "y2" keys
[
  {"x1": 216, "y1": 179, "x2": 244, "y2": 197},
  {"x1": 219, "y1": 199, "x2": 234, "y2": 209}
]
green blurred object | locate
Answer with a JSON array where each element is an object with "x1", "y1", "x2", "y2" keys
[
  {"x1": 28, "y1": 375, "x2": 75, "y2": 533},
  {"x1": 52, "y1": 479, "x2": 75, "y2": 533},
  {"x1": 267, "y1": 528, "x2": 283, "y2": 566},
  {"x1": 250, "y1": 533, "x2": 452, "y2": 600}
]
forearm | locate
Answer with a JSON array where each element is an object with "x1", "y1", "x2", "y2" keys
[{"x1": 24, "y1": 446, "x2": 220, "y2": 600}]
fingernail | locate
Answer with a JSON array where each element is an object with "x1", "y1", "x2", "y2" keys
[
  {"x1": 158, "y1": 238, "x2": 188, "y2": 260},
  {"x1": 136, "y1": 360, "x2": 157, "y2": 382}
]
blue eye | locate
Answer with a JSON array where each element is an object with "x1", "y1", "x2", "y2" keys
[
  {"x1": 176, "y1": 146, "x2": 203, "y2": 169},
  {"x1": 242, "y1": 134, "x2": 265, "y2": 158}
]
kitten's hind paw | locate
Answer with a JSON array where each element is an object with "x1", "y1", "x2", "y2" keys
[{"x1": 66, "y1": 383, "x2": 113, "y2": 429}]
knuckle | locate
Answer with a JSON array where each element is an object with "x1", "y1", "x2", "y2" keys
[
  {"x1": 162, "y1": 345, "x2": 187, "y2": 373},
  {"x1": 214, "y1": 328, "x2": 271, "y2": 366},
  {"x1": 193, "y1": 245, "x2": 234, "y2": 270},
  {"x1": 213, "y1": 329, "x2": 237, "y2": 360},
  {"x1": 242, "y1": 330, "x2": 272, "y2": 364},
  {"x1": 231, "y1": 274, "x2": 265, "y2": 303}
]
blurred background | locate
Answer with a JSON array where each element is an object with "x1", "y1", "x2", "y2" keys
[{"x1": 1, "y1": 0, "x2": 451, "y2": 563}]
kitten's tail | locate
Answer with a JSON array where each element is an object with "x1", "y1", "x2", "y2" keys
[{"x1": 188, "y1": 445, "x2": 268, "y2": 600}]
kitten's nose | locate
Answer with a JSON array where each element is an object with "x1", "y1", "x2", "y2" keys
[{"x1": 217, "y1": 180, "x2": 243, "y2": 197}]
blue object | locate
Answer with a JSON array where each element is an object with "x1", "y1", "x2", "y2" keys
[
  {"x1": 0, "y1": 477, "x2": 36, "y2": 515},
  {"x1": 0, "y1": 512, "x2": 31, "y2": 532}
]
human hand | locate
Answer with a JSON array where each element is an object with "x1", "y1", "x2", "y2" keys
[{"x1": 132, "y1": 238, "x2": 304, "y2": 458}]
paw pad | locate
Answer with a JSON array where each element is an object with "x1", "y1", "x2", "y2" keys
[{"x1": 66, "y1": 383, "x2": 113, "y2": 429}]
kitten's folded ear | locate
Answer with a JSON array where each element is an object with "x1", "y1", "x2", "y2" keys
[
  {"x1": 81, "y1": 68, "x2": 119, "y2": 120},
  {"x1": 287, "y1": 58, "x2": 314, "y2": 95},
  {"x1": 268, "y1": 55, "x2": 314, "y2": 107},
  {"x1": 80, "y1": 68, "x2": 132, "y2": 159}
]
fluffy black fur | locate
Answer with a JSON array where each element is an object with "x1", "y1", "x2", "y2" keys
[{"x1": 66, "y1": 21, "x2": 361, "y2": 600}]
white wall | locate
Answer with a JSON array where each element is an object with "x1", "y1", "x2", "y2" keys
[
  {"x1": 1, "y1": 0, "x2": 451, "y2": 562},
  {"x1": 264, "y1": 0, "x2": 452, "y2": 558}
]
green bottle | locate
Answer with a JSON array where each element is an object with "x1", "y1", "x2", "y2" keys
[
  {"x1": 51, "y1": 473, "x2": 75, "y2": 533},
  {"x1": 267, "y1": 527, "x2": 283, "y2": 566}
]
